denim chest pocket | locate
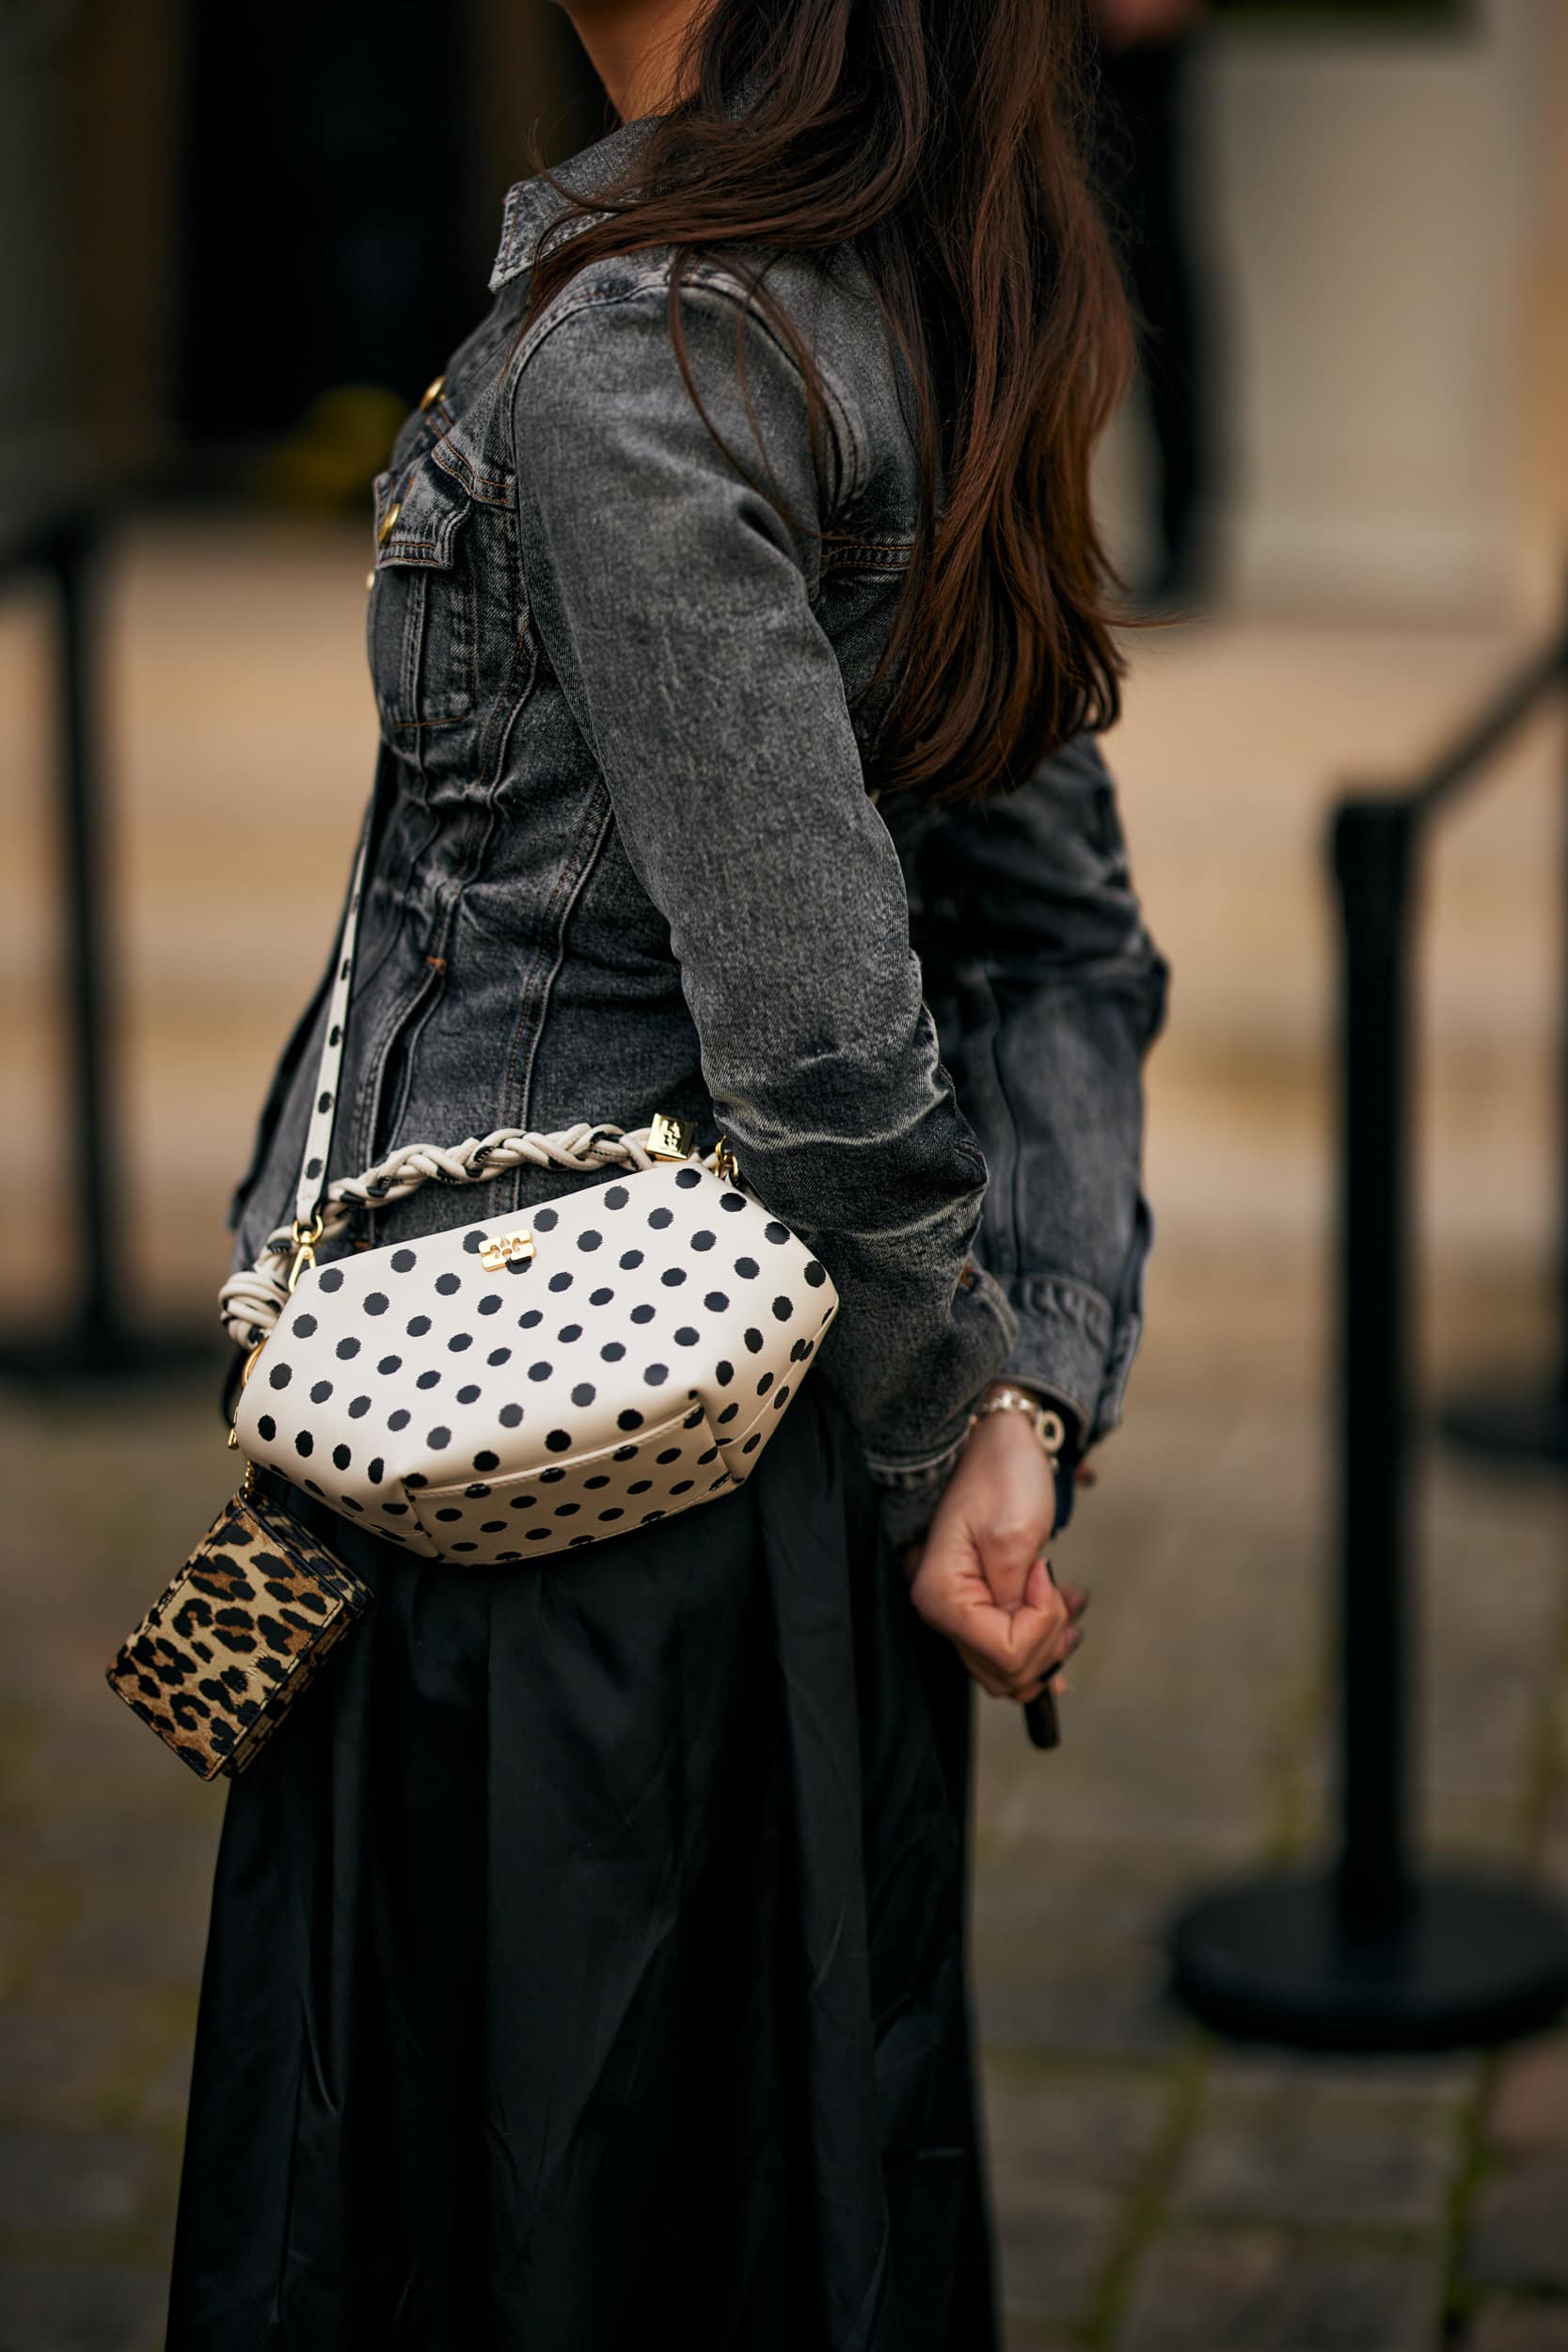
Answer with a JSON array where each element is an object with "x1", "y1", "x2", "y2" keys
[{"x1": 368, "y1": 455, "x2": 480, "y2": 739}]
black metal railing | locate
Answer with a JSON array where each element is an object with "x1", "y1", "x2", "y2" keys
[
  {"x1": 0, "y1": 503, "x2": 211, "y2": 1380},
  {"x1": 1169, "y1": 600, "x2": 1568, "y2": 2050}
]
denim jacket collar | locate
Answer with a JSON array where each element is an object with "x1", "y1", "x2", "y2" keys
[{"x1": 489, "y1": 111, "x2": 661, "y2": 294}]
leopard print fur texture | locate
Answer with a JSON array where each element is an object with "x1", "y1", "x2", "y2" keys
[{"x1": 106, "y1": 1488, "x2": 372, "y2": 1780}]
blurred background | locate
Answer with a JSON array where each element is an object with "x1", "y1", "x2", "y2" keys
[{"x1": 4, "y1": 1, "x2": 1568, "y2": 2346}]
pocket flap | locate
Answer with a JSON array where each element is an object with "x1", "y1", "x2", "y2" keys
[{"x1": 372, "y1": 457, "x2": 471, "y2": 570}]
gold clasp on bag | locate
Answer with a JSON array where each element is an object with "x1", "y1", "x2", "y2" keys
[
  {"x1": 478, "y1": 1230, "x2": 534, "y2": 1273},
  {"x1": 713, "y1": 1136, "x2": 739, "y2": 1184},
  {"x1": 287, "y1": 1215, "x2": 324, "y2": 1293},
  {"x1": 647, "y1": 1111, "x2": 696, "y2": 1162}
]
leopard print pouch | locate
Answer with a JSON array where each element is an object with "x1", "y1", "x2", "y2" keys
[{"x1": 105, "y1": 1487, "x2": 372, "y2": 1780}]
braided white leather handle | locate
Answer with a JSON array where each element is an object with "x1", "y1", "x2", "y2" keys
[{"x1": 219, "y1": 1120, "x2": 695, "y2": 1351}]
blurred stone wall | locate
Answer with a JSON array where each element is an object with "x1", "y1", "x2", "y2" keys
[{"x1": 1193, "y1": 0, "x2": 1563, "y2": 616}]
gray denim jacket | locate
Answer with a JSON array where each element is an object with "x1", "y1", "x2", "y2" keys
[{"x1": 228, "y1": 114, "x2": 1170, "y2": 1543}]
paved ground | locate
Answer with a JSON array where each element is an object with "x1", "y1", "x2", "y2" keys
[{"x1": 4, "y1": 519, "x2": 1568, "y2": 2347}]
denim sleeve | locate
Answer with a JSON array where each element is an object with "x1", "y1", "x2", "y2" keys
[
  {"x1": 509, "y1": 262, "x2": 1019, "y2": 1508},
  {"x1": 910, "y1": 730, "x2": 1171, "y2": 1461}
]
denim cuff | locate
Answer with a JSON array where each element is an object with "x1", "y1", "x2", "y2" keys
[
  {"x1": 996, "y1": 1272, "x2": 1116, "y2": 1456},
  {"x1": 867, "y1": 1424, "x2": 972, "y2": 1550}
]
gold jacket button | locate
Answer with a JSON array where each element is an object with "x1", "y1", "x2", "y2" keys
[
  {"x1": 365, "y1": 568, "x2": 375, "y2": 591},
  {"x1": 376, "y1": 499, "x2": 402, "y2": 544},
  {"x1": 419, "y1": 373, "x2": 446, "y2": 410}
]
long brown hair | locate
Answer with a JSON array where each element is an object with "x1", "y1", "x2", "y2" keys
[{"x1": 526, "y1": 0, "x2": 1131, "y2": 803}]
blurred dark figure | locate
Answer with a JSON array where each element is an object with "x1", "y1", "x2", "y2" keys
[
  {"x1": 177, "y1": 3, "x2": 480, "y2": 499},
  {"x1": 1094, "y1": 0, "x2": 1219, "y2": 612}
]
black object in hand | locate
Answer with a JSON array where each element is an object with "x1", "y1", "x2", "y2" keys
[{"x1": 1023, "y1": 1684, "x2": 1062, "y2": 1750}]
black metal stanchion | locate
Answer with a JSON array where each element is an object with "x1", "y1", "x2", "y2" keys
[
  {"x1": 0, "y1": 507, "x2": 216, "y2": 1383},
  {"x1": 1166, "y1": 796, "x2": 1568, "y2": 2052},
  {"x1": 1440, "y1": 625, "x2": 1568, "y2": 1467},
  {"x1": 54, "y1": 516, "x2": 124, "y2": 1363}
]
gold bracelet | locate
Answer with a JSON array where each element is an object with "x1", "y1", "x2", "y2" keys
[{"x1": 969, "y1": 1384, "x2": 1069, "y2": 1463}]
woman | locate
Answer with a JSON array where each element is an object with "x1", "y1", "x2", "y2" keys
[{"x1": 169, "y1": 0, "x2": 1168, "y2": 2344}]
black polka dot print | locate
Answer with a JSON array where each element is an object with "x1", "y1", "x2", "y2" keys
[{"x1": 245, "y1": 1154, "x2": 838, "y2": 1565}]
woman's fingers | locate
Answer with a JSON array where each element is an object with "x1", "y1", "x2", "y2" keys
[
  {"x1": 959, "y1": 1618, "x2": 1084, "y2": 1703},
  {"x1": 957, "y1": 1642, "x2": 1014, "y2": 1699},
  {"x1": 913, "y1": 1554, "x2": 1084, "y2": 1698}
]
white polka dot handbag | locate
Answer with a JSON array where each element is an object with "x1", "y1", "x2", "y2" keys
[{"x1": 221, "y1": 821, "x2": 839, "y2": 1565}]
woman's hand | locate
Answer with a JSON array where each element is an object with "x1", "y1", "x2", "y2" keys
[{"x1": 902, "y1": 1400, "x2": 1088, "y2": 1703}]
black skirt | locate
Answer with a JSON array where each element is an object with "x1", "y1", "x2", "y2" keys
[{"x1": 166, "y1": 1379, "x2": 999, "y2": 2352}]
